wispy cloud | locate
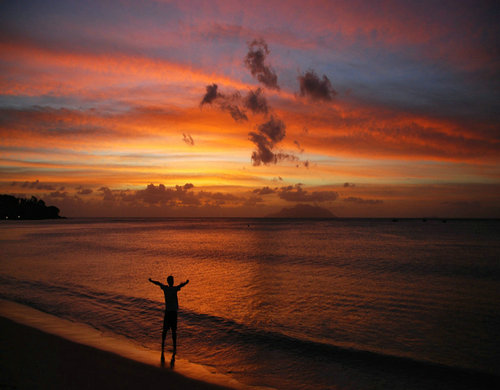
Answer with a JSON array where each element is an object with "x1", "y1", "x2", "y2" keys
[{"x1": 244, "y1": 39, "x2": 279, "y2": 90}]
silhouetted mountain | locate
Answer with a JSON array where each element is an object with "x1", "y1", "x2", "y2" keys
[
  {"x1": 266, "y1": 204, "x2": 336, "y2": 218},
  {"x1": 0, "y1": 194, "x2": 63, "y2": 220}
]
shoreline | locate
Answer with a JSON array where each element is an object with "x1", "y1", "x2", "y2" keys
[
  {"x1": 1, "y1": 299, "x2": 499, "y2": 390},
  {"x1": 0, "y1": 300, "x2": 257, "y2": 390}
]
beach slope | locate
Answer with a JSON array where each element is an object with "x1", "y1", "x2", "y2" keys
[{"x1": 0, "y1": 316, "x2": 231, "y2": 390}]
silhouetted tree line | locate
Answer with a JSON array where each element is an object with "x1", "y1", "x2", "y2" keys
[{"x1": 0, "y1": 194, "x2": 62, "y2": 220}]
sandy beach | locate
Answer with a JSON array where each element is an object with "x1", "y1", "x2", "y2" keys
[{"x1": 0, "y1": 315, "x2": 233, "y2": 390}]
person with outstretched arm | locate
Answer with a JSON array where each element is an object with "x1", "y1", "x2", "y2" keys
[{"x1": 148, "y1": 275, "x2": 189, "y2": 360}]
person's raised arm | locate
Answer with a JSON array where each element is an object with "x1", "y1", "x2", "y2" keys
[
  {"x1": 178, "y1": 279, "x2": 189, "y2": 289},
  {"x1": 149, "y1": 278, "x2": 163, "y2": 287}
]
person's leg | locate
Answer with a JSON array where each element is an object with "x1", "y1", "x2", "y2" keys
[
  {"x1": 162, "y1": 328, "x2": 167, "y2": 352},
  {"x1": 162, "y1": 313, "x2": 168, "y2": 354},
  {"x1": 171, "y1": 311, "x2": 178, "y2": 353}
]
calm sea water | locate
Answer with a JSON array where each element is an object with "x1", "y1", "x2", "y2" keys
[{"x1": 1, "y1": 218, "x2": 499, "y2": 389}]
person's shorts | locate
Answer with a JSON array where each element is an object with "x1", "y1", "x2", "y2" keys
[{"x1": 163, "y1": 310, "x2": 178, "y2": 331}]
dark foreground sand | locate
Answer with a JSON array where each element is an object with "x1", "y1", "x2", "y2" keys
[{"x1": 0, "y1": 316, "x2": 231, "y2": 390}]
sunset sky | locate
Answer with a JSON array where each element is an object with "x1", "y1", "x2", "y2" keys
[{"x1": 1, "y1": 0, "x2": 499, "y2": 218}]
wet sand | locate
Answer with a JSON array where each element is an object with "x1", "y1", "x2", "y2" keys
[{"x1": 0, "y1": 316, "x2": 232, "y2": 390}]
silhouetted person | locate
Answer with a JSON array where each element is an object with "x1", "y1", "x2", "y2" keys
[{"x1": 148, "y1": 275, "x2": 189, "y2": 362}]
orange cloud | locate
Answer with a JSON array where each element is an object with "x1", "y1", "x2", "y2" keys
[
  {"x1": 276, "y1": 98, "x2": 499, "y2": 164},
  {"x1": 0, "y1": 37, "x2": 250, "y2": 101}
]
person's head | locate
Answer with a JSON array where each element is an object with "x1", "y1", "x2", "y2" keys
[{"x1": 167, "y1": 275, "x2": 174, "y2": 286}]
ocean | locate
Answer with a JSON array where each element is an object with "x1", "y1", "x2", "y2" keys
[{"x1": 1, "y1": 218, "x2": 499, "y2": 389}]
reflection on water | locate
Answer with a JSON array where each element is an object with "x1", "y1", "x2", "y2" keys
[{"x1": 1, "y1": 218, "x2": 499, "y2": 389}]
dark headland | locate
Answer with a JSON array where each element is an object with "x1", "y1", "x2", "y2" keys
[{"x1": 0, "y1": 194, "x2": 63, "y2": 220}]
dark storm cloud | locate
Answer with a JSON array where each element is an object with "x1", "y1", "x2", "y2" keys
[
  {"x1": 77, "y1": 188, "x2": 93, "y2": 195},
  {"x1": 276, "y1": 152, "x2": 299, "y2": 163},
  {"x1": 244, "y1": 39, "x2": 279, "y2": 90},
  {"x1": 219, "y1": 100, "x2": 248, "y2": 122},
  {"x1": 243, "y1": 88, "x2": 269, "y2": 114},
  {"x1": 249, "y1": 115, "x2": 291, "y2": 166},
  {"x1": 201, "y1": 86, "x2": 268, "y2": 120},
  {"x1": 135, "y1": 183, "x2": 199, "y2": 206},
  {"x1": 200, "y1": 86, "x2": 248, "y2": 121},
  {"x1": 200, "y1": 191, "x2": 239, "y2": 201},
  {"x1": 253, "y1": 186, "x2": 276, "y2": 195},
  {"x1": 200, "y1": 83, "x2": 221, "y2": 106},
  {"x1": 279, "y1": 184, "x2": 338, "y2": 202},
  {"x1": 200, "y1": 40, "x2": 304, "y2": 167},
  {"x1": 183, "y1": 133, "x2": 194, "y2": 146},
  {"x1": 98, "y1": 186, "x2": 115, "y2": 202},
  {"x1": 200, "y1": 84, "x2": 286, "y2": 162},
  {"x1": 131, "y1": 183, "x2": 251, "y2": 208},
  {"x1": 197, "y1": 190, "x2": 244, "y2": 206},
  {"x1": 244, "y1": 195, "x2": 264, "y2": 207},
  {"x1": 343, "y1": 197, "x2": 383, "y2": 205},
  {"x1": 249, "y1": 132, "x2": 275, "y2": 165},
  {"x1": 258, "y1": 115, "x2": 285, "y2": 143},
  {"x1": 248, "y1": 136, "x2": 298, "y2": 166},
  {"x1": 49, "y1": 190, "x2": 68, "y2": 199},
  {"x1": 298, "y1": 70, "x2": 337, "y2": 101},
  {"x1": 16, "y1": 180, "x2": 55, "y2": 191}
]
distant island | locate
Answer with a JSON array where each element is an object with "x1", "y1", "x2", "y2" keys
[
  {"x1": 0, "y1": 194, "x2": 63, "y2": 220},
  {"x1": 266, "y1": 204, "x2": 336, "y2": 218}
]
